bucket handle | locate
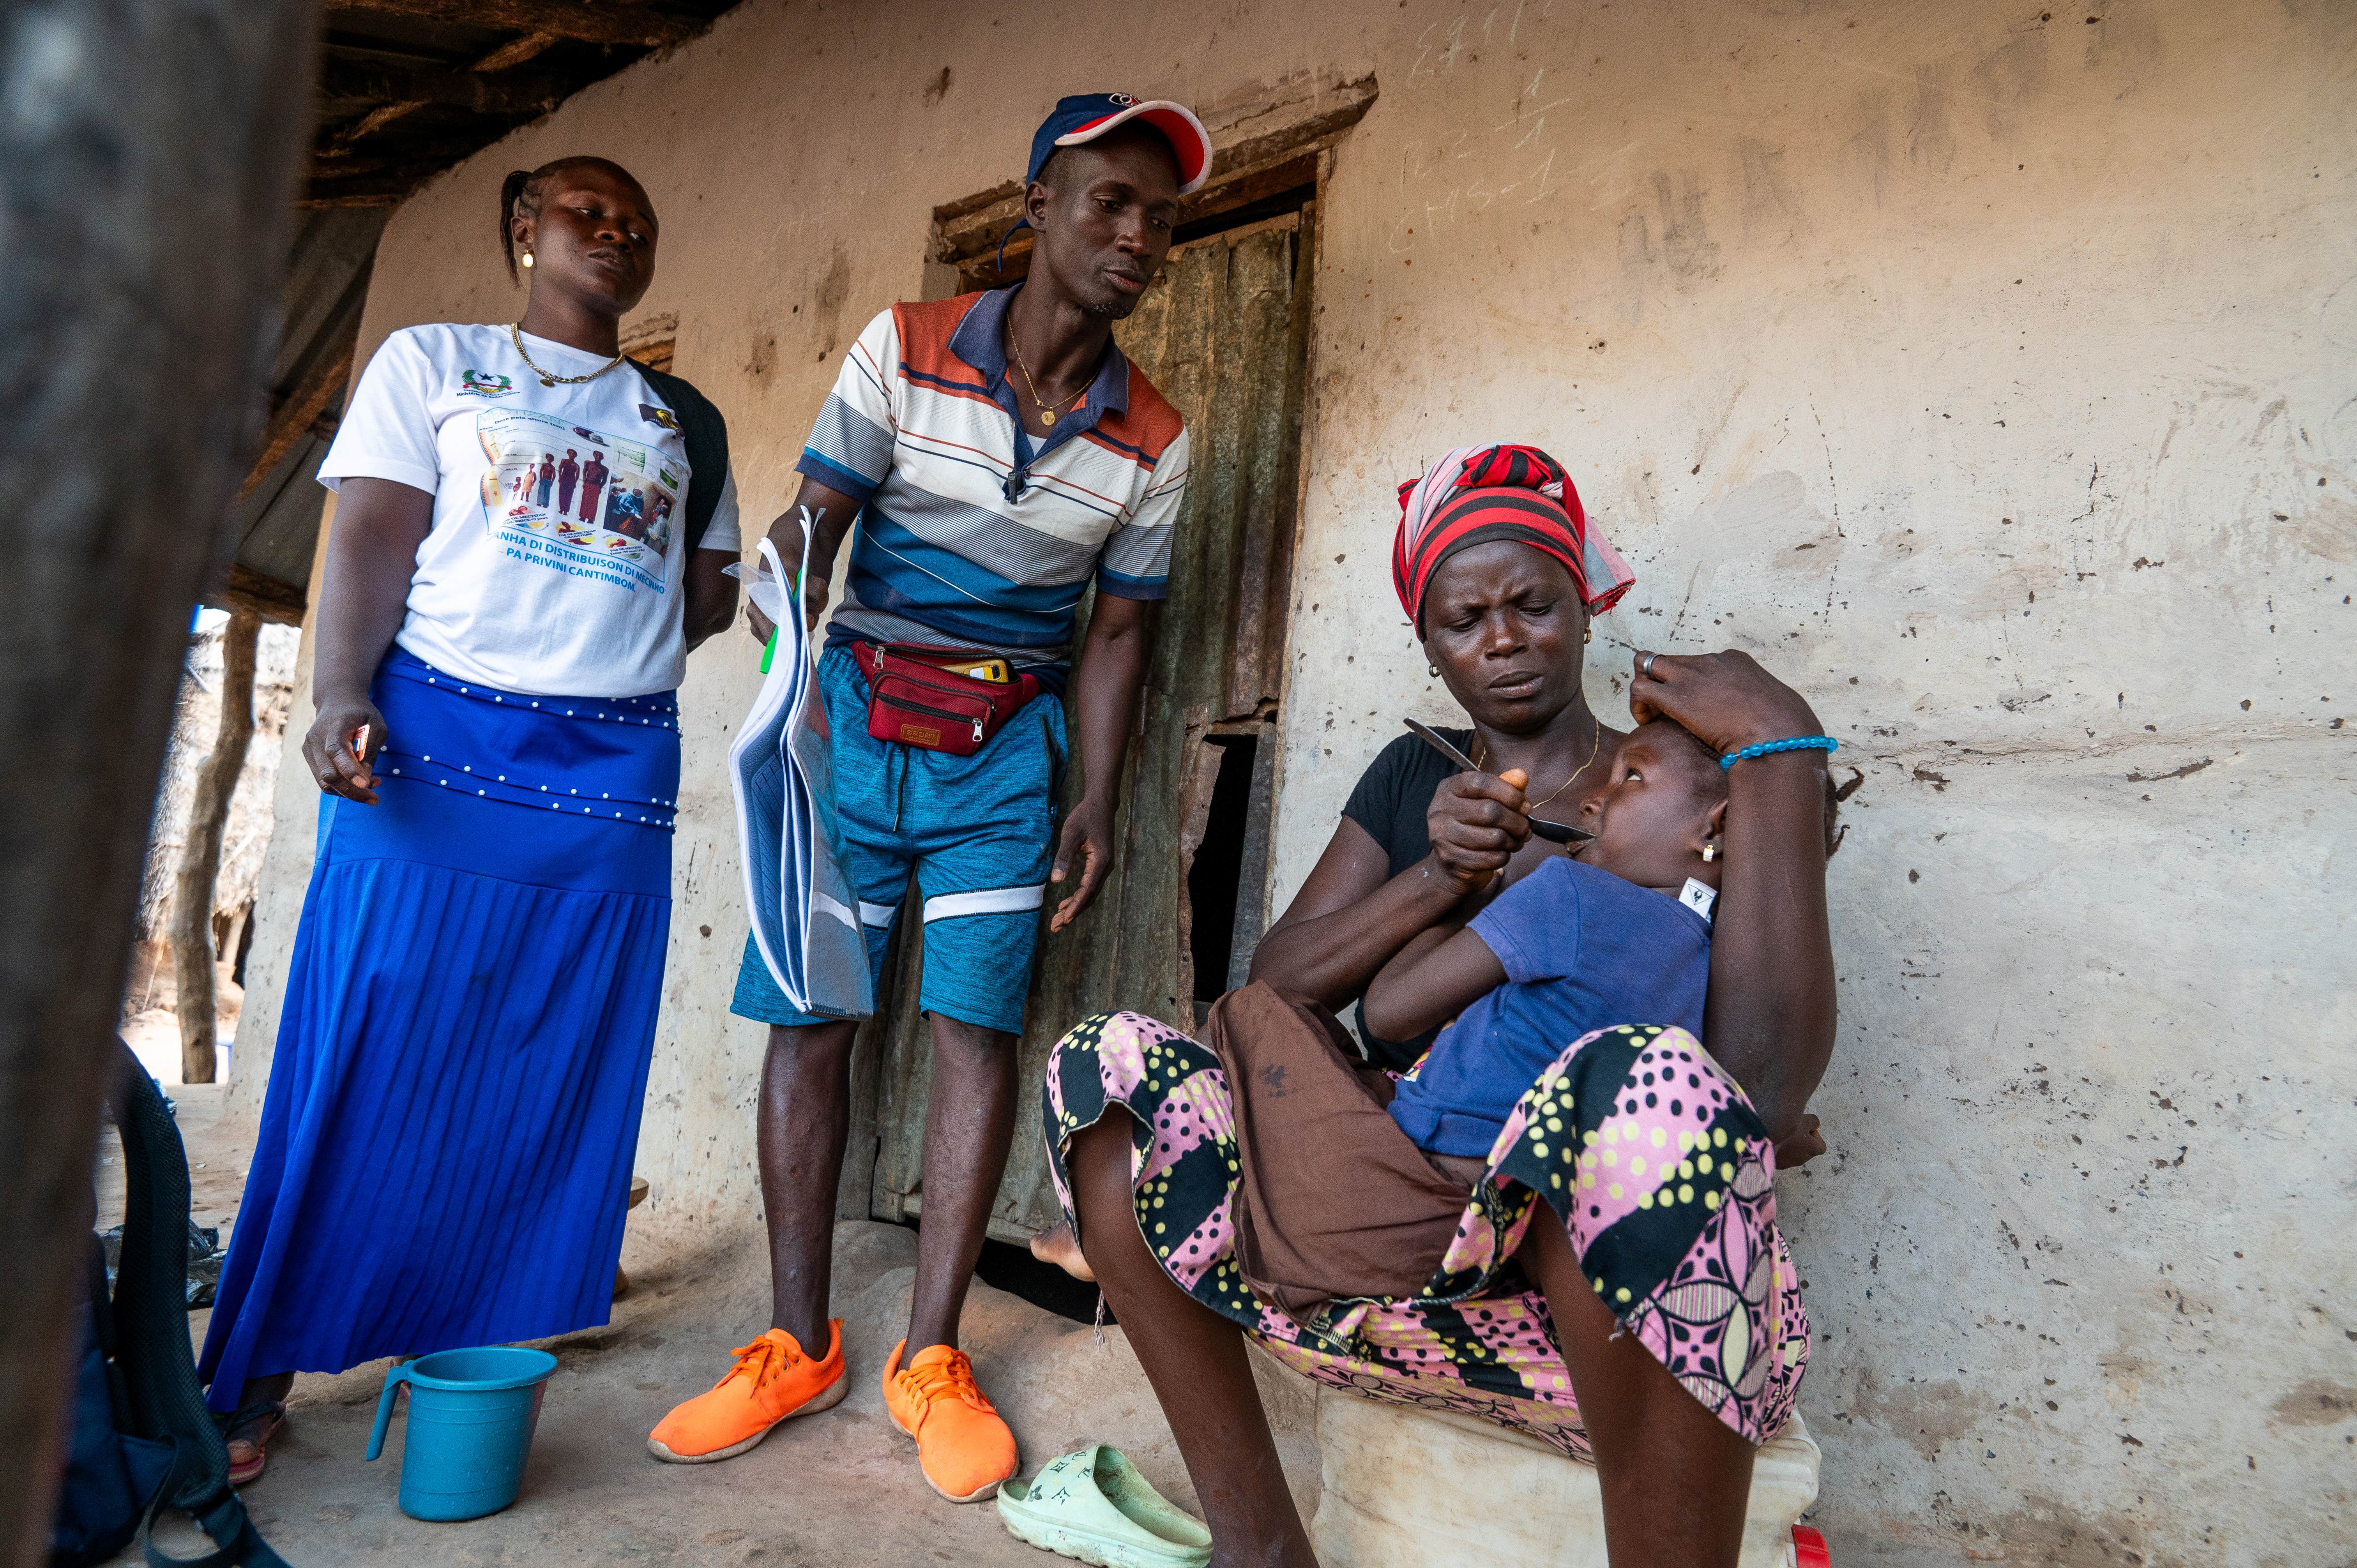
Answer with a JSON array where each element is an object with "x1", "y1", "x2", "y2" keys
[{"x1": 364, "y1": 1364, "x2": 413, "y2": 1462}]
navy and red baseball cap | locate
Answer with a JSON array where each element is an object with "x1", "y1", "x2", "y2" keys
[{"x1": 1026, "y1": 93, "x2": 1212, "y2": 195}]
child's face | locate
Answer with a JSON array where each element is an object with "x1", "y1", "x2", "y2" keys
[{"x1": 1569, "y1": 720, "x2": 1726, "y2": 890}]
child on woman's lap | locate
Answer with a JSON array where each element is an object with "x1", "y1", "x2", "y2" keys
[
  {"x1": 1030, "y1": 718, "x2": 1738, "y2": 1283},
  {"x1": 1360, "y1": 717, "x2": 1731, "y2": 1164}
]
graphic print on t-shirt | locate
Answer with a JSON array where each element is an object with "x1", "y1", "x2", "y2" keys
[
  {"x1": 474, "y1": 406, "x2": 681, "y2": 593},
  {"x1": 459, "y1": 368, "x2": 517, "y2": 398}
]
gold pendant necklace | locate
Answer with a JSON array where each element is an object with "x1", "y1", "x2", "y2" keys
[
  {"x1": 1006, "y1": 326, "x2": 1090, "y2": 427},
  {"x1": 509, "y1": 323, "x2": 626, "y2": 388},
  {"x1": 1475, "y1": 717, "x2": 1605, "y2": 814}
]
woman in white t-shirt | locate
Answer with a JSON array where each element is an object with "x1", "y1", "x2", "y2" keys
[{"x1": 198, "y1": 156, "x2": 742, "y2": 1481}]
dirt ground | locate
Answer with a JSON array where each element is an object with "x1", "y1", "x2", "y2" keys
[{"x1": 99, "y1": 1082, "x2": 1320, "y2": 1568}]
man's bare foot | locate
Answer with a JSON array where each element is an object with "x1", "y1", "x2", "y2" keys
[{"x1": 1028, "y1": 1222, "x2": 1095, "y2": 1282}]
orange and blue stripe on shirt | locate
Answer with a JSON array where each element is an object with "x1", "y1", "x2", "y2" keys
[{"x1": 798, "y1": 285, "x2": 1189, "y2": 679}]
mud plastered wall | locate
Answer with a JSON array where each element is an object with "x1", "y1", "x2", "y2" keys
[
  {"x1": 232, "y1": 0, "x2": 2353, "y2": 1560},
  {"x1": 1277, "y1": 2, "x2": 2356, "y2": 1561}
]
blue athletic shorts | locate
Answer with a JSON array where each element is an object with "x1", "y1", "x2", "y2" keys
[{"x1": 731, "y1": 646, "x2": 1065, "y2": 1036}]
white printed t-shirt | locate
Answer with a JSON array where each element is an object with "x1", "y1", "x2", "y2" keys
[{"x1": 318, "y1": 323, "x2": 741, "y2": 698}]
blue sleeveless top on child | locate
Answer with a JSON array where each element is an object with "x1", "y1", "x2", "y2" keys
[{"x1": 1387, "y1": 856, "x2": 1713, "y2": 1158}]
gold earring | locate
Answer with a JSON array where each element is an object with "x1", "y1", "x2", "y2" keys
[
  {"x1": 1701, "y1": 843, "x2": 1718, "y2": 863},
  {"x1": 521, "y1": 252, "x2": 534, "y2": 269},
  {"x1": 1584, "y1": 626, "x2": 1592, "y2": 645}
]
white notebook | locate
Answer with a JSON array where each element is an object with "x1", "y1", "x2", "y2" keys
[{"x1": 727, "y1": 530, "x2": 873, "y2": 1020}]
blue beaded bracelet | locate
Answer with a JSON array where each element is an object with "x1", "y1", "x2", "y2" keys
[{"x1": 1719, "y1": 735, "x2": 1838, "y2": 770}]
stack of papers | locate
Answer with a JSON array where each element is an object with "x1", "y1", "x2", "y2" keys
[{"x1": 728, "y1": 534, "x2": 873, "y2": 1019}]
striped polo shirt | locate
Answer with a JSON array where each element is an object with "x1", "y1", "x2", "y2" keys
[{"x1": 798, "y1": 285, "x2": 1189, "y2": 675}]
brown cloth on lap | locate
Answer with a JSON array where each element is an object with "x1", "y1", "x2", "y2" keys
[{"x1": 1201, "y1": 983, "x2": 1473, "y2": 1317}]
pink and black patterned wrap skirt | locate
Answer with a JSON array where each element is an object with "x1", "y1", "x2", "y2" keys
[{"x1": 1042, "y1": 1012, "x2": 1808, "y2": 1459}]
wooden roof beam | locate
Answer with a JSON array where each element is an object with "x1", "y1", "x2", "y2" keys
[
  {"x1": 298, "y1": 149, "x2": 479, "y2": 205},
  {"x1": 238, "y1": 252, "x2": 373, "y2": 502},
  {"x1": 471, "y1": 30, "x2": 561, "y2": 72},
  {"x1": 318, "y1": 58, "x2": 568, "y2": 115},
  {"x1": 210, "y1": 564, "x2": 308, "y2": 626},
  {"x1": 322, "y1": 101, "x2": 427, "y2": 154},
  {"x1": 298, "y1": 176, "x2": 438, "y2": 207},
  {"x1": 327, "y1": 0, "x2": 700, "y2": 49}
]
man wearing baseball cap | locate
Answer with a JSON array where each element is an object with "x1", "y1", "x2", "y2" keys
[{"x1": 648, "y1": 94, "x2": 1209, "y2": 1504}]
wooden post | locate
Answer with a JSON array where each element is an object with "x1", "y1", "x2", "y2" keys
[
  {"x1": 174, "y1": 608, "x2": 260, "y2": 1084},
  {"x1": 0, "y1": 2, "x2": 318, "y2": 1563}
]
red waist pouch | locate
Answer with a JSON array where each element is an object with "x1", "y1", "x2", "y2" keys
[{"x1": 852, "y1": 641, "x2": 1041, "y2": 756}]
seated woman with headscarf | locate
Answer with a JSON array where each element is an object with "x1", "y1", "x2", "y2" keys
[{"x1": 1037, "y1": 446, "x2": 1840, "y2": 1568}]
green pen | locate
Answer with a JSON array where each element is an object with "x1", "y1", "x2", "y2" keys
[{"x1": 758, "y1": 562, "x2": 807, "y2": 675}]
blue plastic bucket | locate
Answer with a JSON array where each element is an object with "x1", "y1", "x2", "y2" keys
[{"x1": 365, "y1": 1346, "x2": 558, "y2": 1521}]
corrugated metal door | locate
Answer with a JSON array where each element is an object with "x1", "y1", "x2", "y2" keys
[{"x1": 866, "y1": 212, "x2": 1313, "y2": 1239}]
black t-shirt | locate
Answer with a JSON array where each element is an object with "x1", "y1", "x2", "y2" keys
[{"x1": 1336, "y1": 728, "x2": 1474, "y2": 1070}]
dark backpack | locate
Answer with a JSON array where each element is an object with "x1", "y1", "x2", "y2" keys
[
  {"x1": 51, "y1": 1240, "x2": 173, "y2": 1566},
  {"x1": 51, "y1": 1042, "x2": 289, "y2": 1567},
  {"x1": 630, "y1": 361, "x2": 731, "y2": 554}
]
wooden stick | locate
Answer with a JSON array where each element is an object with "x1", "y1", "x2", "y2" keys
[{"x1": 173, "y1": 609, "x2": 259, "y2": 1086}]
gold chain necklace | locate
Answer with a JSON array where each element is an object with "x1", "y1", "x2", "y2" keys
[
  {"x1": 1005, "y1": 325, "x2": 1090, "y2": 427},
  {"x1": 509, "y1": 323, "x2": 626, "y2": 388},
  {"x1": 1475, "y1": 717, "x2": 1605, "y2": 814}
]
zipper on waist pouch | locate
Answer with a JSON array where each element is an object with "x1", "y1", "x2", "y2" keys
[{"x1": 874, "y1": 683, "x2": 989, "y2": 744}]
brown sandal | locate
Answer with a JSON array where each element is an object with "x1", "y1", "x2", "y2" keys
[{"x1": 221, "y1": 1400, "x2": 286, "y2": 1486}]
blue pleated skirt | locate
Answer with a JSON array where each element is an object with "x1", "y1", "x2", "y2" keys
[{"x1": 198, "y1": 650, "x2": 680, "y2": 1410}]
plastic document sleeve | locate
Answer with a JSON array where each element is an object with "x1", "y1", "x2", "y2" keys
[{"x1": 726, "y1": 532, "x2": 874, "y2": 1019}]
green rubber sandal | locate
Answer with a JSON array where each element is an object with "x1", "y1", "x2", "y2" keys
[{"x1": 996, "y1": 1445, "x2": 1213, "y2": 1568}]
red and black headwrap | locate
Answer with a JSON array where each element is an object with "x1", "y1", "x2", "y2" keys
[{"x1": 1391, "y1": 444, "x2": 1635, "y2": 634}]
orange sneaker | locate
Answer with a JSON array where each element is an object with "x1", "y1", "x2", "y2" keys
[
  {"x1": 647, "y1": 1322, "x2": 846, "y2": 1463},
  {"x1": 881, "y1": 1340, "x2": 1018, "y2": 1503}
]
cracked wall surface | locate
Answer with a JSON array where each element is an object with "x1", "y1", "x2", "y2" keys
[
  {"x1": 1267, "y1": 5, "x2": 2354, "y2": 1559},
  {"x1": 230, "y1": 0, "x2": 2352, "y2": 1561}
]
